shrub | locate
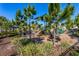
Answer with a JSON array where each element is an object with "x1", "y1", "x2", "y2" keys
[
  {"x1": 76, "y1": 31, "x2": 79, "y2": 36},
  {"x1": 69, "y1": 50, "x2": 79, "y2": 56},
  {"x1": 19, "y1": 38, "x2": 33, "y2": 46},
  {"x1": 0, "y1": 30, "x2": 18, "y2": 38},
  {"x1": 60, "y1": 42, "x2": 70, "y2": 49},
  {"x1": 18, "y1": 42, "x2": 54, "y2": 56},
  {"x1": 12, "y1": 38, "x2": 54, "y2": 56},
  {"x1": 12, "y1": 37, "x2": 71, "y2": 56}
]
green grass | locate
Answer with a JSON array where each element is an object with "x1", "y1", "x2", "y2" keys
[
  {"x1": 60, "y1": 42, "x2": 70, "y2": 49},
  {"x1": 70, "y1": 50, "x2": 79, "y2": 56},
  {"x1": 11, "y1": 37, "x2": 71, "y2": 56},
  {"x1": 18, "y1": 42, "x2": 54, "y2": 56},
  {"x1": 11, "y1": 38, "x2": 54, "y2": 56}
]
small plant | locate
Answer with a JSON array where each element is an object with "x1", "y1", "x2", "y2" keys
[
  {"x1": 19, "y1": 38, "x2": 33, "y2": 46},
  {"x1": 19, "y1": 42, "x2": 54, "y2": 56},
  {"x1": 70, "y1": 50, "x2": 79, "y2": 56},
  {"x1": 61, "y1": 42, "x2": 70, "y2": 49},
  {"x1": 12, "y1": 38, "x2": 54, "y2": 56}
]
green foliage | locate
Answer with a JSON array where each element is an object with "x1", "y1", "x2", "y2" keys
[
  {"x1": 19, "y1": 38, "x2": 33, "y2": 46},
  {"x1": 61, "y1": 42, "x2": 70, "y2": 49},
  {"x1": 12, "y1": 38, "x2": 54, "y2": 56},
  {"x1": 24, "y1": 4, "x2": 36, "y2": 18},
  {"x1": 61, "y1": 4, "x2": 74, "y2": 20},
  {"x1": 0, "y1": 4, "x2": 76, "y2": 39},
  {"x1": 11, "y1": 36, "x2": 73, "y2": 56},
  {"x1": 70, "y1": 50, "x2": 79, "y2": 56},
  {"x1": 65, "y1": 17, "x2": 74, "y2": 30},
  {"x1": 18, "y1": 42, "x2": 53, "y2": 56},
  {"x1": 48, "y1": 3, "x2": 60, "y2": 16},
  {"x1": 0, "y1": 30, "x2": 18, "y2": 38},
  {"x1": 74, "y1": 14, "x2": 79, "y2": 27},
  {"x1": 75, "y1": 31, "x2": 79, "y2": 36}
]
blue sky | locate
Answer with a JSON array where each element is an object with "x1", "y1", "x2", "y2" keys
[{"x1": 0, "y1": 3, "x2": 79, "y2": 20}]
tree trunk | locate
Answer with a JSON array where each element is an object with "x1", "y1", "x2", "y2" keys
[
  {"x1": 29, "y1": 19, "x2": 31, "y2": 39},
  {"x1": 53, "y1": 28, "x2": 56, "y2": 45}
]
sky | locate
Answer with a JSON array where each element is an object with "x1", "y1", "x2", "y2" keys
[{"x1": 0, "y1": 3, "x2": 79, "y2": 21}]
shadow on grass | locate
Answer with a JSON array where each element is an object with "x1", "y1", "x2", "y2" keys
[{"x1": 19, "y1": 37, "x2": 44, "y2": 46}]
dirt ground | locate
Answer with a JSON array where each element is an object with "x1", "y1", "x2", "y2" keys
[
  {"x1": 0, "y1": 37, "x2": 17, "y2": 56},
  {"x1": 59, "y1": 34, "x2": 78, "y2": 45},
  {"x1": 0, "y1": 33, "x2": 78, "y2": 56}
]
